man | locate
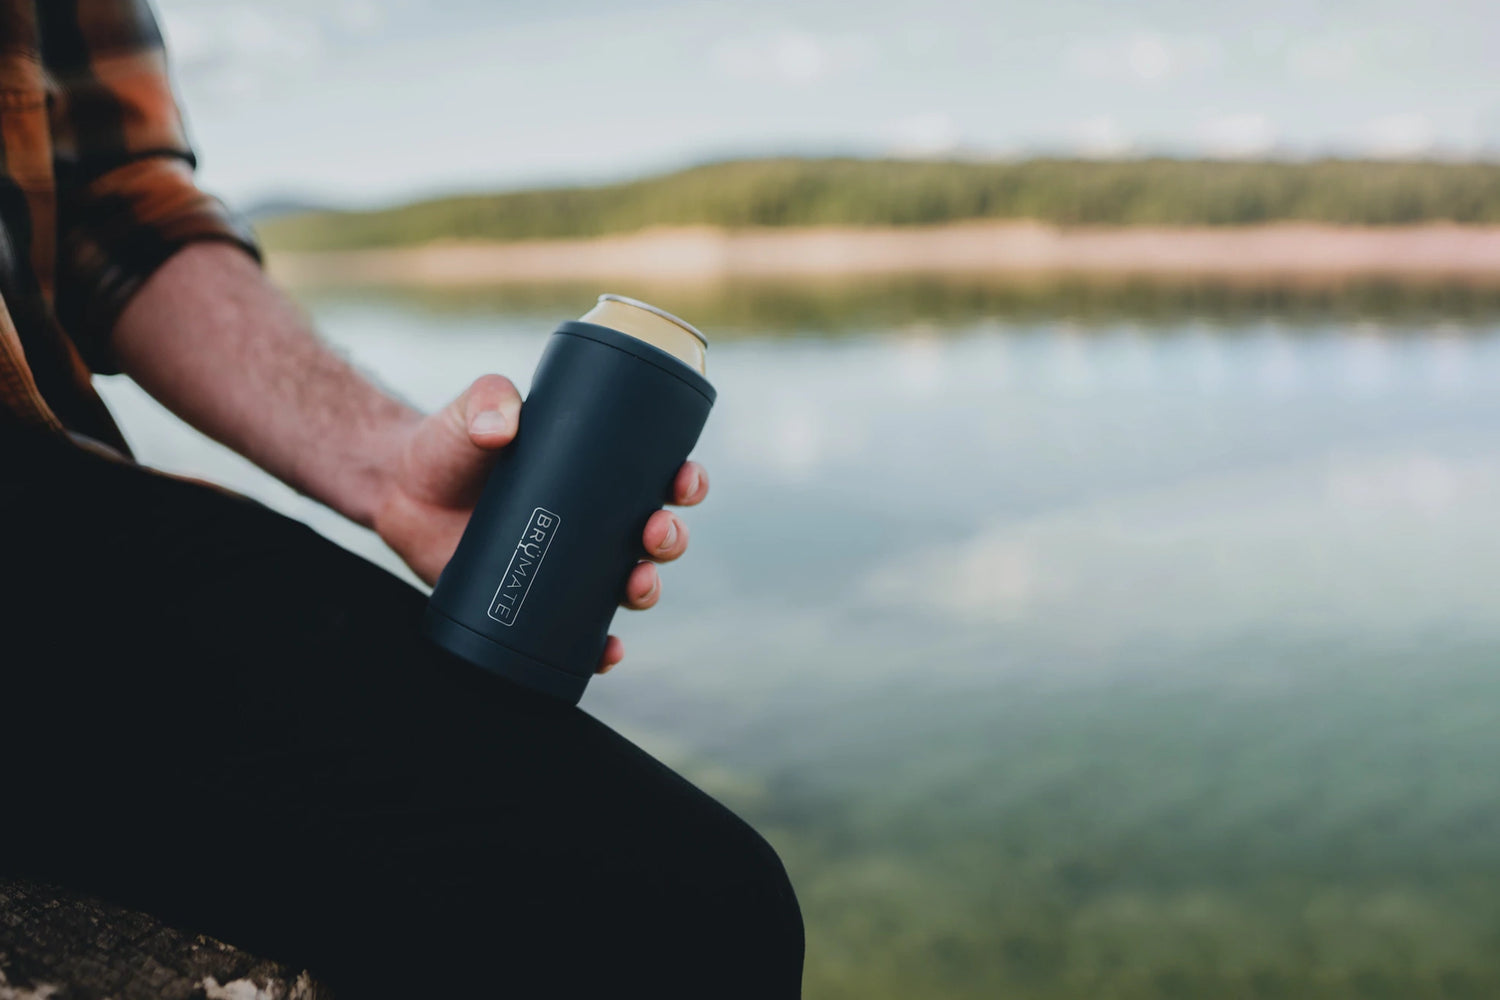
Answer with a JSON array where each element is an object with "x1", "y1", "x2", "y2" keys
[{"x1": 0, "y1": 2, "x2": 803, "y2": 997}]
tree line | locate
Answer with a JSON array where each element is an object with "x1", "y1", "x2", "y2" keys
[{"x1": 257, "y1": 157, "x2": 1500, "y2": 252}]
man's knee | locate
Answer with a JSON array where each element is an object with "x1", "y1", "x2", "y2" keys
[
  {"x1": 637, "y1": 793, "x2": 805, "y2": 988},
  {"x1": 471, "y1": 791, "x2": 803, "y2": 996},
  {"x1": 708, "y1": 811, "x2": 804, "y2": 952}
]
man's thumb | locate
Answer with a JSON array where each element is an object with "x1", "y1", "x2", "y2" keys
[
  {"x1": 457, "y1": 374, "x2": 522, "y2": 447},
  {"x1": 408, "y1": 375, "x2": 521, "y2": 502}
]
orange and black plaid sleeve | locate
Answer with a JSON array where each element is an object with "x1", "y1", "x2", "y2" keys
[{"x1": 41, "y1": 0, "x2": 260, "y2": 373}]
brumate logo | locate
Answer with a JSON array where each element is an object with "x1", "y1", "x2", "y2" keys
[{"x1": 488, "y1": 507, "x2": 561, "y2": 626}]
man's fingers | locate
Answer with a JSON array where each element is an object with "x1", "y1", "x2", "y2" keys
[
  {"x1": 460, "y1": 374, "x2": 522, "y2": 449},
  {"x1": 642, "y1": 510, "x2": 689, "y2": 563},
  {"x1": 672, "y1": 461, "x2": 709, "y2": 506},
  {"x1": 596, "y1": 635, "x2": 625, "y2": 674},
  {"x1": 599, "y1": 467, "x2": 704, "y2": 671},
  {"x1": 622, "y1": 562, "x2": 660, "y2": 610}
]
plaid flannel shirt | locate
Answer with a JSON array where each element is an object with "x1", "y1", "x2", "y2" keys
[{"x1": 0, "y1": 0, "x2": 256, "y2": 451}]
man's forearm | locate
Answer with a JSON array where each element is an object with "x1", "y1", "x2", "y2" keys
[{"x1": 113, "y1": 242, "x2": 420, "y2": 528}]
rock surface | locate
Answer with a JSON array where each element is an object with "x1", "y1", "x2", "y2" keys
[{"x1": 0, "y1": 879, "x2": 327, "y2": 1000}]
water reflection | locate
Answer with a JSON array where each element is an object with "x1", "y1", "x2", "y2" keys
[
  {"x1": 96, "y1": 279, "x2": 1500, "y2": 999},
  {"x1": 288, "y1": 275, "x2": 1500, "y2": 334}
]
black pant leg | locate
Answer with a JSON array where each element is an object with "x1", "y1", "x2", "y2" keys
[{"x1": 0, "y1": 436, "x2": 803, "y2": 998}]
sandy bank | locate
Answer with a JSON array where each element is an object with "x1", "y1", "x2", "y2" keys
[{"x1": 265, "y1": 222, "x2": 1500, "y2": 287}]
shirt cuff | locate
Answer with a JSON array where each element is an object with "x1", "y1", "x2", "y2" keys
[{"x1": 56, "y1": 155, "x2": 262, "y2": 375}]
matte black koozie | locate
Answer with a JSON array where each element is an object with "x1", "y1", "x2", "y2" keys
[{"x1": 424, "y1": 295, "x2": 716, "y2": 704}]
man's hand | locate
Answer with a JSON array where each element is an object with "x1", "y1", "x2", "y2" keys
[
  {"x1": 373, "y1": 375, "x2": 710, "y2": 674},
  {"x1": 115, "y1": 246, "x2": 707, "y2": 675}
]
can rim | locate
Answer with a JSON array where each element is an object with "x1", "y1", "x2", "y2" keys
[{"x1": 596, "y1": 294, "x2": 709, "y2": 348}]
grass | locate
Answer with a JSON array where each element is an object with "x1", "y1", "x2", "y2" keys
[{"x1": 256, "y1": 157, "x2": 1500, "y2": 253}]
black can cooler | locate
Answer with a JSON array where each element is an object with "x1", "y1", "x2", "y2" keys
[{"x1": 424, "y1": 294, "x2": 716, "y2": 704}]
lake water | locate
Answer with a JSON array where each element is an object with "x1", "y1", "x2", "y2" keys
[{"x1": 97, "y1": 281, "x2": 1500, "y2": 999}]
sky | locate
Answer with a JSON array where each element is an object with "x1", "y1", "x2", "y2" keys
[{"x1": 152, "y1": 0, "x2": 1500, "y2": 209}]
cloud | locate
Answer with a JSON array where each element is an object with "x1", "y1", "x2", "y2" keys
[
  {"x1": 859, "y1": 453, "x2": 1500, "y2": 641},
  {"x1": 335, "y1": 0, "x2": 387, "y2": 34},
  {"x1": 864, "y1": 529, "x2": 1051, "y2": 624},
  {"x1": 156, "y1": 0, "x2": 393, "y2": 104},
  {"x1": 1063, "y1": 31, "x2": 1220, "y2": 85},
  {"x1": 1359, "y1": 113, "x2": 1436, "y2": 158},
  {"x1": 886, "y1": 112, "x2": 960, "y2": 157},
  {"x1": 712, "y1": 30, "x2": 878, "y2": 86},
  {"x1": 1287, "y1": 37, "x2": 1359, "y2": 81},
  {"x1": 1068, "y1": 116, "x2": 1133, "y2": 158},
  {"x1": 1198, "y1": 112, "x2": 1276, "y2": 158},
  {"x1": 722, "y1": 397, "x2": 869, "y2": 482}
]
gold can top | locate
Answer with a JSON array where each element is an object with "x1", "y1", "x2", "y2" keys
[{"x1": 579, "y1": 294, "x2": 707, "y2": 374}]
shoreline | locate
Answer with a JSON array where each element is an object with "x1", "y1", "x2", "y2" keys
[{"x1": 264, "y1": 221, "x2": 1500, "y2": 288}]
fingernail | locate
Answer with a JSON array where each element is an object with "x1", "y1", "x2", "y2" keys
[
  {"x1": 688, "y1": 469, "x2": 701, "y2": 498},
  {"x1": 470, "y1": 410, "x2": 508, "y2": 436},
  {"x1": 657, "y1": 519, "x2": 678, "y2": 552}
]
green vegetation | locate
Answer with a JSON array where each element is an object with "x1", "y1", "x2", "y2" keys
[{"x1": 258, "y1": 157, "x2": 1500, "y2": 252}]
